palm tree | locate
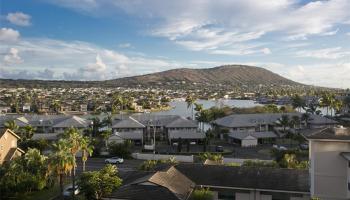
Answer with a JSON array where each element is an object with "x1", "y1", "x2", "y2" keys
[
  {"x1": 100, "y1": 130, "x2": 112, "y2": 150},
  {"x1": 320, "y1": 93, "x2": 332, "y2": 116},
  {"x1": 290, "y1": 115, "x2": 301, "y2": 129},
  {"x1": 291, "y1": 95, "x2": 305, "y2": 112},
  {"x1": 62, "y1": 128, "x2": 83, "y2": 200},
  {"x1": 186, "y1": 95, "x2": 196, "y2": 120},
  {"x1": 276, "y1": 115, "x2": 290, "y2": 133},
  {"x1": 49, "y1": 139, "x2": 75, "y2": 200},
  {"x1": 81, "y1": 136, "x2": 94, "y2": 172},
  {"x1": 301, "y1": 113, "x2": 311, "y2": 129},
  {"x1": 331, "y1": 99, "x2": 343, "y2": 116},
  {"x1": 4, "y1": 120, "x2": 19, "y2": 132},
  {"x1": 21, "y1": 125, "x2": 36, "y2": 139},
  {"x1": 344, "y1": 96, "x2": 350, "y2": 114},
  {"x1": 194, "y1": 103, "x2": 204, "y2": 131}
]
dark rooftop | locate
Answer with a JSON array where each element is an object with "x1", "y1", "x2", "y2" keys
[
  {"x1": 108, "y1": 185, "x2": 180, "y2": 200},
  {"x1": 303, "y1": 127, "x2": 350, "y2": 141},
  {"x1": 175, "y1": 164, "x2": 310, "y2": 193}
]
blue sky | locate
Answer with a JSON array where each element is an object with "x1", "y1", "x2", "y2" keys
[{"x1": 0, "y1": 0, "x2": 350, "y2": 88}]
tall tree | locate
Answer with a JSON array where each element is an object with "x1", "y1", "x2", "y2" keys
[
  {"x1": 186, "y1": 95, "x2": 196, "y2": 120},
  {"x1": 62, "y1": 128, "x2": 83, "y2": 200},
  {"x1": 4, "y1": 120, "x2": 19, "y2": 132},
  {"x1": 291, "y1": 95, "x2": 305, "y2": 112},
  {"x1": 21, "y1": 125, "x2": 36, "y2": 140},
  {"x1": 100, "y1": 130, "x2": 112, "y2": 150},
  {"x1": 81, "y1": 136, "x2": 94, "y2": 172},
  {"x1": 276, "y1": 115, "x2": 290, "y2": 133},
  {"x1": 49, "y1": 139, "x2": 75, "y2": 200}
]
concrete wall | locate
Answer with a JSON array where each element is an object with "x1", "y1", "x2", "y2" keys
[
  {"x1": 310, "y1": 140, "x2": 350, "y2": 199},
  {"x1": 131, "y1": 153, "x2": 194, "y2": 162}
]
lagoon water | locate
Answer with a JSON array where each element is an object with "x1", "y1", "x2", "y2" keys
[
  {"x1": 85, "y1": 99, "x2": 260, "y2": 119},
  {"x1": 153, "y1": 99, "x2": 260, "y2": 118}
]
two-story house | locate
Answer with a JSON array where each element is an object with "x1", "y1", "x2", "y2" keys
[
  {"x1": 305, "y1": 126, "x2": 350, "y2": 199},
  {"x1": 0, "y1": 129, "x2": 24, "y2": 164},
  {"x1": 213, "y1": 113, "x2": 338, "y2": 147}
]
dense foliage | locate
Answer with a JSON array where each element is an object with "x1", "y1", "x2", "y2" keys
[
  {"x1": 78, "y1": 164, "x2": 122, "y2": 200},
  {"x1": 108, "y1": 140, "x2": 132, "y2": 158},
  {"x1": 0, "y1": 148, "x2": 52, "y2": 198}
]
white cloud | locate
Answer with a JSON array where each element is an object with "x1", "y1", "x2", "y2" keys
[
  {"x1": 320, "y1": 28, "x2": 339, "y2": 36},
  {"x1": 85, "y1": 54, "x2": 106, "y2": 72},
  {"x1": 6, "y1": 12, "x2": 32, "y2": 26},
  {"x1": 0, "y1": 37, "x2": 185, "y2": 80},
  {"x1": 118, "y1": 43, "x2": 132, "y2": 48},
  {"x1": 0, "y1": 28, "x2": 20, "y2": 42},
  {"x1": 281, "y1": 63, "x2": 350, "y2": 88},
  {"x1": 261, "y1": 48, "x2": 271, "y2": 55},
  {"x1": 295, "y1": 47, "x2": 350, "y2": 59},
  {"x1": 3, "y1": 48, "x2": 23, "y2": 64},
  {"x1": 42, "y1": 0, "x2": 350, "y2": 56}
]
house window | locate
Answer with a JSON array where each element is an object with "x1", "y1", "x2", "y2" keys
[
  {"x1": 348, "y1": 182, "x2": 350, "y2": 191},
  {"x1": 348, "y1": 161, "x2": 350, "y2": 168},
  {"x1": 218, "y1": 191, "x2": 235, "y2": 200}
]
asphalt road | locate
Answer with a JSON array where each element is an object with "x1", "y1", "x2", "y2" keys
[{"x1": 75, "y1": 158, "x2": 143, "y2": 176}]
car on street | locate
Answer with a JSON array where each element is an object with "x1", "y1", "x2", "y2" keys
[
  {"x1": 299, "y1": 143, "x2": 309, "y2": 150},
  {"x1": 63, "y1": 184, "x2": 80, "y2": 198},
  {"x1": 273, "y1": 144, "x2": 288, "y2": 151},
  {"x1": 215, "y1": 145, "x2": 224, "y2": 152},
  {"x1": 105, "y1": 156, "x2": 124, "y2": 164}
]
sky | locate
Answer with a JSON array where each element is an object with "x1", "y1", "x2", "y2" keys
[{"x1": 0, "y1": 0, "x2": 350, "y2": 88}]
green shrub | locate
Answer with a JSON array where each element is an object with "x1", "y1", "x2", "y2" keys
[
  {"x1": 190, "y1": 188, "x2": 214, "y2": 200},
  {"x1": 108, "y1": 141, "x2": 131, "y2": 158}
]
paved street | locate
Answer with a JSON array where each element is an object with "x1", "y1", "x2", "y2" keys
[{"x1": 75, "y1": 158, "x2": 143, "y2": 176}]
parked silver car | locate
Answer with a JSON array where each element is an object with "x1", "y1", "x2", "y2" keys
[
  {"x1": 63, "y1": 184, "x2": 80, "y2": 197},
  {"x1": 105, "y1": 156, "x2": 124, "y2": 164}
]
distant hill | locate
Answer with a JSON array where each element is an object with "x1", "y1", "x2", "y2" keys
[
  {"x1": 105, "y1": 65, "x2": 301, "y2": 87},
  {"x1": 0, "y1": 65, "x2": 305, "y2": 89}
]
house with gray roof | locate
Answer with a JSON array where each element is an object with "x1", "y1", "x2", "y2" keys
[
  {"x1": 110, "y1": 114, "x2": 204, "y2": 145},
  {"x1": 213, "y1": 113, "x2": 338, "y2": 147}
]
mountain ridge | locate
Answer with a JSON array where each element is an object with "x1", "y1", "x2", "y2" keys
[{"x1": 0, "y1": 65, "x2": 307, "y2": 89}]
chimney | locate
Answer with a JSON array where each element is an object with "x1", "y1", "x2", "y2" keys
[{"x1": 333, "y1": 126, "x2": 349, "y2": 136}]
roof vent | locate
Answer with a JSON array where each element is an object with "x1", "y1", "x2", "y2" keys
[{"x1": 333, "y1": 126, "x2": 349, "y2": 136}]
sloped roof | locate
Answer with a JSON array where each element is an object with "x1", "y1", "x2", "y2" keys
[
  {"x1": 175, "y1": 164, "x2": 310, "y2": 193},
  {"x1": 131, "y1": 114, "x2": 182, "y2": 127},
  {"x1": 148, "y1": 166, "x2": 195, "y2": 200},
  {"x1": 165, "y1": 117, "x2": 197, "y2": 128},
  {"x1": 228, "y1": 131, "x2": 277, "y2": 140},
  {"x1": 168, "y1": 130, "x2": 205, "y2": 139},
  {"x1": 108, "y1": 185, "x2": 180, "y2": 200},
  {"x1": 214, "y1": 113, "x2": 337, "y2": 128},
  {"x1": 52, "y1": 115, "x2": 90, "y2": 128},
  {"x1": 111, "y1": 131, "x2": 143, "y2": 140},
  {"x1": 0, "y1": 129, "x2": 21, "y2": 139},
  {"x1": 303, "y1": 127, "x2": 350, "y2": 141},
  {"x1": 112, "y1": 117, "x2": 145, "y2": 128}
]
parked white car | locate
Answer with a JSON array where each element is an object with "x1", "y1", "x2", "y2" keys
[
  {"x1": 105, "y1": 156, "x2": 124, "y2": 164},
  {"x1": 273, "y1": 144, "x2": 288, "y2": 151},
  {"x1": 63, "y1": 184, "x2": 80, "y2": 197}
]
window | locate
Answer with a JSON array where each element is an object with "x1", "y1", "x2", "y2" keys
[
  {"x1": 218, "y1": 191, "x2": 235, "y2": 200},
  {"x1": 348, "y1": 182, "x2": 350, "y2": 191}
]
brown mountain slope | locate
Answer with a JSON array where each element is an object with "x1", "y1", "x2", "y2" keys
[{"x1": 106, "y1": 65, "x2": 300, "y2": 86}]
